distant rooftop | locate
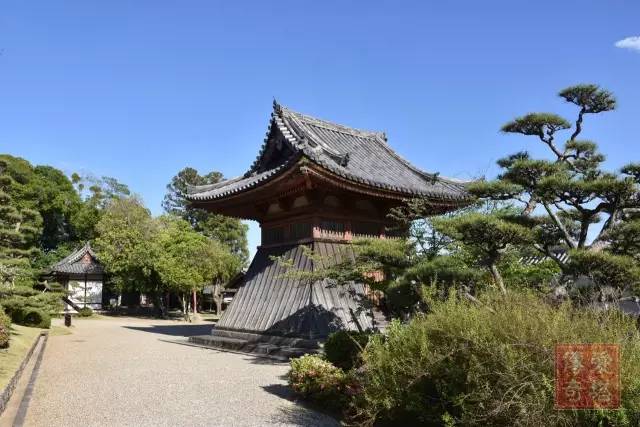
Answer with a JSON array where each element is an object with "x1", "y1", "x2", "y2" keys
[{"x1": 47, "y1": 242, "x2": 104, "y2": 276}]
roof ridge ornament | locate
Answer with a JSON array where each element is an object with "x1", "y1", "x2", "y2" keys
[{"x1": 273, "y1": 98, "x2": 282, "y2": 115}]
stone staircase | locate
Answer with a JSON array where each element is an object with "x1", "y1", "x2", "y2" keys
[
  {"x1": 372, "y1": 307, "x2": 390, "y2": 332},
  {"x1": 188, "y1": 329, "x2": 321, "y2": 361}
]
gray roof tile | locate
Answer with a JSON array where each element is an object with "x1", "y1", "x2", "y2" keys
[
  {"x1": 48, "y1": 242, "x2": 104, "y2": 275},
  {"x1": 188, "y1": 102, "x2": 472, "y2": 202}
]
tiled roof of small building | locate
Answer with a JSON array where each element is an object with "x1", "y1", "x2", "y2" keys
[
  {"x1": 187, "y1": 102, "x2": 472, "y2": 202},
  {"x1": 48, "y1": 242, "x2": 104, "y2": 275}
]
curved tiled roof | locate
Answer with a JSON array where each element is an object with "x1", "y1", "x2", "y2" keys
[
  {"x1": 48, "y1": 242, "x2": 104, "y2": 275},
  {"x1": 187, "y1": 102, "x2": 472, "y2": 202}
]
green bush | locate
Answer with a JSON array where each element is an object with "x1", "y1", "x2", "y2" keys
[
  {"x1": 351, "y1": 291, "x2": 640, "y2": 426},
  {"x1": 1, "y1": 297, "x2": 28, "y2": 323},
  {"x1": 77, "y1": 307, "x2": 93, "y2": 317},
  {"x1": 288, "y1": 354, "x2": 357, "y2": 412},
  {"x1": 0, "y1": 291, "x2": 60, "y2": 326},
  {"x1": 20, "y1": 308, "x2": 50, "y2": 329},
  {"x1": 324, "y1": 330, "x2": 372, "y2": 370},
  {"x1": 0, "y1": 307, "x2": 11, "y2": 349}
]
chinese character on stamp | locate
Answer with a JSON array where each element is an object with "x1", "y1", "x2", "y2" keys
[{"x1": 555, "y1": 344, "x2": 620, "y2": 409}]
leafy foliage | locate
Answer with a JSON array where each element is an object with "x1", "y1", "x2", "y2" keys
[
  {"x1": 0, "y1": 307, "x2": 10, "y2": 349},
  {"x1": 19, "y1": 308, "x2": 51, "y2": 329},
  {"x1": 155, "y1": 215, "x2": 241, "y2": 318},
  {"x1": 71, "y1": 173, "x2": 131, "y2": 242},
  {"x1": 94, "y1": 197, "x2": 243, "y2": 317},
  {"x1": 604, "y1": 218, "x2": 640, "y2": 261},
  {"x1": 288, "y1": 354, "x2": 356, "y2": 412},
  {"x1": 467, "y1": 84, "x2": 639, "y2": 298},
  {"x1": 433, "y1": 213, "x2": 533, "y2": 293},
  {"x1": 565, "y1": 250, "x2": 640, "y2": 296},
  {"x1": 95, "y1": 197, "x2": 162, "y2": 296},
  {"x1": 0, "y1": 158, "x2": 42, "y2": 287},
  {"x1": 0, "y1": 288, "x2": 60, "y2": 328},
  {"x1": 350, "y1": 291, "x2": 640, "y2": 426},
  {"x1": 77, "y1": 307, "x2": 94, "y2": 317},
  {"x1": 324, "y1": 330, "x2": 372, "y2": 370},
  {"x1": 162, "y1": 167, "x2": 249, "y2": 264}
]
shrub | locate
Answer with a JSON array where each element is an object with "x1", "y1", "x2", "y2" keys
[
  {"x1": 350, "y1": 291, "x2": 640, "y2": 426},
  {"x1": 20, "y1": 308, "x2": 50, "y2": 329},
  {"x1": 0, "y1": 291, "x2": 60, "y2": 326},
  {"x1": 77, "y1": 307, "x2": 93, "y2": 317},
  {"x1": 566, "y1": 250, "x2": 640, "y2": 295},
  {"x1": 324, "y1": 330, "x2": 372, "y2": 370},
  {"x1": 288, "y1": 354, "x2": 356, "y2": 411},
  {"x1": 0, "y1": 307, "x2": 11, "y2": 349}
]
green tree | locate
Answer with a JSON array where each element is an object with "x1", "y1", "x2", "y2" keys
[
  {"x1": 468, "y1": 84, "x2": 640, "y2": 297},
  {"x1": 163, "y1": 167, "x2": 249, "y2": 264},
  {"x1": 94, "y1": 197, "x2": 165, "y2": 313},
  {"x1": 32, "y1": 165, "x2": 82, "y2": 250},
  {"x1": 71, "y1": 174, "x2": 131, "y2": 242},
  {"x1": 0, "y1": 158, "x2": 41, "y2": 287},
  {"x1": 0, "y1": 155, "x2": 81, "y2": 250},
  {"x1": 433, "y1": 213, "x2": 533, "y2": 294},
  {"x1": 155, "y1": 216, "x2": 240, "y2": 320}
]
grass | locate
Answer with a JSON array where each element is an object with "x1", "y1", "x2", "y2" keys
[
  {"x1": 49, "y1": 325, "x2": 72, "y2": 336},
  {"x1": 0, "y1": 324, "x2": 43, "y2": 391}
]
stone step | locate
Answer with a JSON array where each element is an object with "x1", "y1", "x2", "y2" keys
[
  {"x1": 372, "y1": 309, "x2": 390, "y2": 331},
  {"x1": 188, "y1": 335, "x2": 317, "y2": 361},
  {"x1": 210, "y1": 328, "x2": 321, "y2": 349}
]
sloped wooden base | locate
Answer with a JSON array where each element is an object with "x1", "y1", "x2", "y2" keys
[{"x1": 216, "y1": 242, "x2": 375, "y2": 340}]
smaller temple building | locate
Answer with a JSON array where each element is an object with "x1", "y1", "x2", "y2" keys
[{"x1": 44, "y1": 242, "x2": 105, "y2": 310}]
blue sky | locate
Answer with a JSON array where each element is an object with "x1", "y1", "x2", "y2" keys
[{"x1": 1, "y1": 1, "x2": 639, "y2": 256}]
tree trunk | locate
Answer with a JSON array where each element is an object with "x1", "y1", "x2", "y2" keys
[
  {"x1": 215, "y1": 296, "x2": 222, "y2": 316},
  {"x1": 153, "y1": 293, "x2": 166, "y2": 318},
  {"x1": 212, "y1": 281, "x2": 223, "y2": 316},
  {"x1": 489, "y1": 264, "x2": 507, "y2": 295},
  {"x1": 181, "y1": 294, "x2": 189, "y2": 322},
  {"x1": 192, "y1": 289, "x2": 198, "y2": 314}
]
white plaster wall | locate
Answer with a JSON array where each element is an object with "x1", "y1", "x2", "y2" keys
[{"x1": 69, "y1": 280, "x2": 103, "y2": 309}]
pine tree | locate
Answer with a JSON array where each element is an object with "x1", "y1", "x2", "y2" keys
[
  {"x1": 0, "y1": 159, "x2": 40, "y2": 287},
  {"x1": 163, "y1": 167, "x2": 249, "y2": 265},
  {"x1": 469, "y1": 84, "x2": 640, "y2": 297}
]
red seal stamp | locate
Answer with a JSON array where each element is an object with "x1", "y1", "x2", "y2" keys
[{"x1": 555, "y1": 343, "x2": 620, "y2": 409}]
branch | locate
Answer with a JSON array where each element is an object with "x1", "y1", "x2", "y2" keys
[
  {"x1": 521, "y1": 196, "x2": 537, "y2": 216},
  {"x1": 542, "y1": 202, "x2": 578, "y2": 248},
  {"x1": 462, "y1": 291, "x2": 497, "y2": 314},
  {"x1": 552, "y1": 202, "x2": 570, "y2": 215},
  {"x1": 590, "y1": 208, "x2": 619, "y2": 251},
  {"x1": 533, "y1": 244, "x2": 567, "y2": 271},
  {"x1": 569, "y1": 107, "x2": 586, "y2": 142},
  {"x1": 539, "y1": 132, "x2": 564, "y2": 161}
]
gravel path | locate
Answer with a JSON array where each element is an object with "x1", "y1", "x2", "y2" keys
[{"x1": 22, "y1": 317, "x2": 338, "y2": 427}]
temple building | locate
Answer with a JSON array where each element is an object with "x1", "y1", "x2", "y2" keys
[
  {"x1": 43, "y1": 242, "x2": 105, "y2": 311},
  {"x1": 187, "y1": 102, "x2": 471, "y2": 357}
]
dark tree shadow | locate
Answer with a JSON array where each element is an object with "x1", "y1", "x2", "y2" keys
[
  {"x1": 264, "y1": 303, "x2": 344, "y2": 338},
  {"x1": 262, "y1": 385, "x2": 341, "y2": 426}
]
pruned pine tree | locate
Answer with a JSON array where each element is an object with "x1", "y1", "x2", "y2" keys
[
  {"x1": 468, "y1": 84, "x2": 640, "y2": 296},
  {"x1": 0, "y1": 159, "x2": 40, "y2": 287}
]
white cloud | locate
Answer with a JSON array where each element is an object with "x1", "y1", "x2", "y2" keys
[{"x1": 615, "y1": 36, "x2": 640, "y2": 52}]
